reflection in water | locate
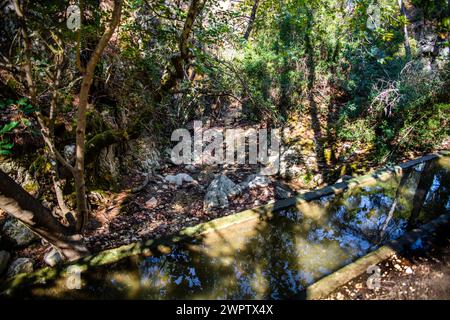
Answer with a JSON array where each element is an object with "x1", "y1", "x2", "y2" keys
[{"x1": 9, "y1": 157, "x2": 450, "y2": 299}]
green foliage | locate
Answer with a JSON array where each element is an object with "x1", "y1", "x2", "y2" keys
[
  {"x1": 1, "y1": 0, "x2": 449, "y2": 188},
  {"x1": 338, "y1": 118, "x2": 376, "y2": 145},
  {"x1": 396, "y1": 102, "x2": 450, "y2": 151},
  {"x1": 0, "y1": 121, "x2": 17, "y2": 155},
  {"x1": 0, "y1": 97, "x2": 37, "y2": 155}
]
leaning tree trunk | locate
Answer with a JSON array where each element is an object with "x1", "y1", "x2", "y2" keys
[
  {"x1": 74, "y1": 0, "x2": 123, "y2": 232},
  {"x1": 154, "y1": 0, "x2": 206, "y2": 103},
  {"x1": 398, "y1": 0, "x2": 411, "y2": 59},
  {"x1": 244, "y1": 0, "x2": 260, "y2": 40},
  {"x1": 0, "y1": 170, "x2": 89, "y2": 261}
]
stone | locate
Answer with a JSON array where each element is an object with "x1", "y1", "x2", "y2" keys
[
  {"x1": 63, "y1": 144, "x2": 76, "y2": 162},
  {"x1": 405, "y1": 267, "x2": 413, "y2": 275},
  {"x1": 165, "y1": 173, "x2": 194, "y2": 186},
  {"x1": 240, "y1": 174, "x2": 270, "y2": 189},
  {"x1": 124, "y1": 137, "x2": 161, "y2": 173},
  {"x1": 145, "y1": 197, "x2": 158, "y2": 209},
  {"x1": 98, "y1": 145, "x2": 121, "y2": 187},
  {"x1": 44, "y1": 248, "x2": 63, "y2": 267},
  {"x1": 204, "y1": 175, "x2": 242, "y2": 211},
  {"x1": 0, "y1": 159, "x2": 39, "y2": 192},
  {"x1": 2, "y1": 218, "x2": 39, "y2": 247},
  {"x1": 184, "y1": 165, "x2": 197, "y2": 173},
  {"x1": 0, "y1": 250, "x2": 10, "y2": 275},
  {"x1": 88, "y1": 191, "x2": 107, "y2": 206},
  {"x1": 6, "y1": 258, "x2": 34, "y2": 278}
]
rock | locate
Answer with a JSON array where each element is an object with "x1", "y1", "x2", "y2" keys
[
  {"x1": 275, "y1": 185, "x2": 294, "y2": 199},
  {"x1": 124, "y1": 137, "x2": 161, "y2": 173},
  {"x1": 88, "y1": 191, "x2": 107, "y2": 206},
  {"x1": 240, "y1": 174, "x2": 270, "y2": 189},
  {"x1": 405, "y1": 267, "x2": 414, "y2": 275},
  {"x1": 44, "y1": 248, "x2": 63, "y2": 267},
  {"x1": 6, "y1": 258, "x2": 34, "y2": 278},
  {"x1": 184, "y1": 165, "x2": 197, "y2": 173},
  {"x1": 2, "y1": 218, "x2": 39, "y2": 247},
  {"x1": 394, "y1": 264, "x2": 402, "y2": 271},
  {"x1": 98, "y1": 145, "x2": 121, "y2": 187},
  {"x1": 165, "y1": 173, "x2": 194, "y2": 186},
  {"x1": 0, "y1": 251, "x2": 10, "y2": 275},
  {"x1": 204, "y1": 175, "x2": 242, "y2": 211},
  {"x1": 145, "y1": 197, "x2": 158, "y2": 209},
  {"x1": 0, "y1": 159, "x2": 39, "y2": 192},
  {"x1": 63, "y1": 144, "x2": 76, "y2": 162},
  {"x1": 313, "y1": 174, "x2": 324, "y2": 185}
]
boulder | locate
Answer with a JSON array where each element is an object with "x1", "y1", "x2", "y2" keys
[
  {"x1": 165, "y1": 173, "x2": 194, "y2": 186},
  {"x1": 124, "y1": 137, "x2": 161, "y2": 173},
  {"x1": 2, "y1": 218, "x2": 39, "y2": 247},
  {"x1": 44, "y1": 248, "x2": 63, "y2": 267},
  {"x1": 240, "y1": 174, "x2": 270, "y2": 189},
  {"x1": 63, "y1": 144, "x2": 76, "y2": 162},
  {"x1": 204, "y1": 175, "x2": 242, "y2": 211},
  {"x1": 0, "y1": 159, "x2": 39, "y2": 192},
  {"x1": 98, "y1": 144, "x2": 121, "y2": 187},
  {"x1": 0, "y1": 250, "x2": 10, "y2": 275},
  {"x1": 184, "y1": 165, "x2": 198, "y2": 173},
  {"x1": 6, "y1": 258, "x2": 34, "y2": 278}
]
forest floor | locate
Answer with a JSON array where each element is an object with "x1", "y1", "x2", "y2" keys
[
  {"x1": 323, "y1": 226, "x2": 450, "y2": 300},
  {"x1": 0, "y1": 102, "x2": 279, "y2": 268},
  {"x1": 1, "y1": 98, "x2": 449, "y2": 287}
]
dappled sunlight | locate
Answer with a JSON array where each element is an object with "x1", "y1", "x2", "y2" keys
[{"x1": 3, "y1": 155, "x2": 450, "y2": 299}]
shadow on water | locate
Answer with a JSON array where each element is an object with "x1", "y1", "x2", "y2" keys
[{"x1": 2, "y1": 156, "x2": 450, "y2": 300}]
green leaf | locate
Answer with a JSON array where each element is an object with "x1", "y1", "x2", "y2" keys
[
  {"x1": 0, "y1": 149, "x2": 12, "y2": 155},
  {"x1": 0, "y1": 141, "x2": 14, "y2": 149},
  {"x1": 0, "y1": 121, "x2": 19, "y2": 135},
  {"x1": 17, "y1": 97, "x2": 28, "y2": 106}
]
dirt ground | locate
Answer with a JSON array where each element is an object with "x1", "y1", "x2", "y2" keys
[{"x1": 323, "y1": 227, "x2": 450, "y2": 300}]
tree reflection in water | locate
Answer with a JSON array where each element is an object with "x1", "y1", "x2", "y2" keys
[{"x1": 9, "y1": 157, "x2": 450, "y2": 299}]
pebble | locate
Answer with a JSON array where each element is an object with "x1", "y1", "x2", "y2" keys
[
  {"x1": 405, "y1": 267, "x2": 413, "y2": 274},
  {"x1": 145, "y1": 197, "x2": 158, "y2": 209}
]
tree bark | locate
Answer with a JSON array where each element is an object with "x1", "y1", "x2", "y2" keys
[
  {"x1": 0, "y1": 170, "x2": 89, "y2": 261},
  {"x1": 74, "y1": 0, "x2": 123, "y2": 232},
  {"x1": 11, "y1": 0, "x2": 36, "y2": 103},
  {"x1": 154, "y1": 0, "x2": 206, "y2": 102},
  {"x1": 398, "y1": 0, "x2": 411, "y2": 59},
  {"x1": 244, "y1": 0, "x2": 260, "y2": 40}
]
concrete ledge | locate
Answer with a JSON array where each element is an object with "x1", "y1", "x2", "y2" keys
[
  {"x1": 306, "y1": 211, "x2": 450, "y2": 300},
  {"x1": 1, "y1": 152, "x2": 447, "y2": 295}
]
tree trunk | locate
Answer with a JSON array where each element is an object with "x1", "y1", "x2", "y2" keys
[
  {"x1": 398, "y1": 0, "x2": 411, "y2": 59},
  {"x1": 74, "y1": 0, "x2": 123, "y2": 232},
  {"x1": 154, "y1": 0, "x2": 206, "y2": 103},
  {"x1": 244, "y1": 0, "x2": 260, "y2": 40},
  {"x1": 0, "y1": 170, "x2": 89, "y2": 261}
]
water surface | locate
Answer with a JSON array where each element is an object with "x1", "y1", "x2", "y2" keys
[{"x1": 6, "y1": 156, "x2": 450, "y2": 299}]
